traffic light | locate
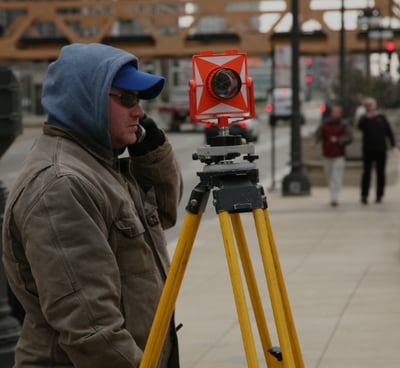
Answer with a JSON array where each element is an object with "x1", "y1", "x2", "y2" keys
[
  {"x1": 305, "y1": 57, "x2": 313, "y2": 84},
  {"x1": 305, "y1": 57, "x2": 313, "y2": 76},
  {"x1": 384, "y1": 40, "x2": 396, "y2": 76},
  {"x1": 385, "y1": 40, "x2": 395, "y2": 54},
  {"x1": 305, "y1": 57, "x2": 313, "y2": 101}
]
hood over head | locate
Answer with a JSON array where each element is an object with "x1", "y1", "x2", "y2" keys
[{"x1": 42, "y1": 43, "x2": 165, "y2": 148}]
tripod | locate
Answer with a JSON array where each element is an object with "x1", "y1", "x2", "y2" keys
[{"x1": 139, "y1": 133, "x2": 305, "y2": 368}]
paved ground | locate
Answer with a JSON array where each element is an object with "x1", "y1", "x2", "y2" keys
[{"x1": 167, "y1": 175, "x2": 400, "y2": 368}]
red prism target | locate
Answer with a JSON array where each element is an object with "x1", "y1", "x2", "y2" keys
[{"x1": 189, "y1": 50, "x2": 255, "y2": 125}]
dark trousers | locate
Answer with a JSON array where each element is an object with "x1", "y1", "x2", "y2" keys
[{"x1": 361, "y1": 151, "x2": 387, "y2": 200}]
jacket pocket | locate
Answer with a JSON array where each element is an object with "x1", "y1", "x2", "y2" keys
[
  {"x1": 112, "y1": 207, "x2": 158, "y2": 277},
  {"x1": 114, "y1": 212, "x2": 145, "y2": 238}
]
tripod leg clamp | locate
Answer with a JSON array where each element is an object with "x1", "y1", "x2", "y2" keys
[{"x1": 186, "y1": 183, "x2": 210, "y2": 214}]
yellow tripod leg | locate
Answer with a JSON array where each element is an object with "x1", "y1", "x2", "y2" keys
[
  {"x1": 139, "y1": 212, "x2": 202, "y2": 368},
  {"x1": 218, "y1": 211, "x2": 259, "y2": 368},
  {"x1": 253, "y1": 208, "x2": 304, "y2": 368},
  {"x1": 230, "y1": 213, "x2": 282, "y2": 368},
  {"x1": 260, "y1": 208, "x2": 305, "y2": 368}
]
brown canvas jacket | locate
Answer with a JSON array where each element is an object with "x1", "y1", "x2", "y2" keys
[{"x1": 2, "y1": 124, "x2": 182, "y2": 368}]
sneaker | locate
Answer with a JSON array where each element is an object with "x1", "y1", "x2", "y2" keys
[
  {"x1": 375, "y1": 197, "x2": 382, "y2": 203},
  {"x1": 330, "y1": 201, "x2": 338, "y2": 207},
  {"x1": 361, "y1": 197, "x2": 368, "y2": 205}
]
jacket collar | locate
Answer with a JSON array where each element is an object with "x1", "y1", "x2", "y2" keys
[{"x1": 43, "y1": 123, "x2": 117, "y2": 167}]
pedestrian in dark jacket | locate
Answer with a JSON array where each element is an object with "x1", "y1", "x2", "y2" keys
[
  {"x1": 312, "y1": 104, "x2": 353, "y2": 206},
  {"x1": 2, "y1": 43, "x2": 182, "y2": 368},
  {"x1": 358, "y1": 97, "x2": 396, "y2": 204}
]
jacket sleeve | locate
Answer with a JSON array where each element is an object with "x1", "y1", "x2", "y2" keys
[
  {"x1": 129, "y1": 137, "x2": 183, "y2": 229},
  {"x1": 338, "y1": 124, "x2": 353, "y2": 146},
  {"x1": 20, "y1": 175, "x2": 142, "y2": 368},
  {"x1": 357, "y1": 115, "x2": 366, "y2": 131},
  {"x1": 383, "y1": 115, "x2": 396, "y2": 148}
]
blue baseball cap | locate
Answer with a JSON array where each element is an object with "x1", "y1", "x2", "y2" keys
[{"x1": 112, "y1": 63, "x2": 165, "y2": 100}]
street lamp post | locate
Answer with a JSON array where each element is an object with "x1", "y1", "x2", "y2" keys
[
  {"x1": 281, "y1": 0, "x2": 311, "y2": 196},
  {"x1": 339, "y1": 0, "x2": 346, "y2": 115}
]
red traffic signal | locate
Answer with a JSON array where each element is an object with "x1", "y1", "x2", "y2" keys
[
  {"x1": 385, "y1": 40, "x2": 396, "y2": 53},
  {"x1": 305, "y1": 75, "x2": 313, "y2": 84}
]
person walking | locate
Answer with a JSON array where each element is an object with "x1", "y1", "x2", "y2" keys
[
  {"x1": 2, "y1": 43, "x2": 182, "y2": 368},
  {"x1": 312, "y1": 104, "x2": 353, "y2": 206},
  {"x1": 358, "y1": 97, "x2": 396, "y2": 204}
]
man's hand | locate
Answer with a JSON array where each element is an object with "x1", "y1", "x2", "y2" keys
[{"x1": 128, "y1": 115, "x2": 165, "y2": 156}]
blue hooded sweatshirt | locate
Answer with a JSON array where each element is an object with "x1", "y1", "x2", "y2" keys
[{"x1": 42, "y1": 43, "x2": 141, "y2": 149}]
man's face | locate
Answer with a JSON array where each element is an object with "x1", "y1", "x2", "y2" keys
[
  {"x1": 364, "y1": 99, "x2": 375, "y2": 113},
  {"x1": 331, "y1": 106, "x2": 342, "y2": 120},
  {"x1": 108, "y1": 88, "x2": 144, "y2": 149}
]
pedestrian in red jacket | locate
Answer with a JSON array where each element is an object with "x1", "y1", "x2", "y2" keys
[{"x1": 312, "y1": 104, "x2": 353, "y2": 206}]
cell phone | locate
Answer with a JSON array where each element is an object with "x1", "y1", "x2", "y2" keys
[{"x1": 136, "y1": 124, "x2": 146, "y2": 143}]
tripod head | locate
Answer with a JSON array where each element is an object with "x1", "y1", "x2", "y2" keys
[
  {"x1": 193, "y1": 134, "x2": 258, "y2": 165},
  {"x1": 189, "y1": 118, "x2": 265, "y2": 214}
]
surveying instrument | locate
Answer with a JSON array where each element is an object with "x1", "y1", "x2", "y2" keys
[{"x1": 139, "y1": 50, "x2": 305, "y2": 368}]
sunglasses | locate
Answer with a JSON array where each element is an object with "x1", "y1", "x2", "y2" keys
[{"x1": 109, "y1": 92, "x2": 140, "y2": 108}]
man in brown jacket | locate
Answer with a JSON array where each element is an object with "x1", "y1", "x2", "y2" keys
[{"x1": 2, "y1": 43, "x2": 182, "y2": 367}]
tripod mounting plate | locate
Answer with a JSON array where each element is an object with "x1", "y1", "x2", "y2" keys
[
  {"x1": 195, "y1": 143, "x2": 258, "y2": 165},
  {"x1": 197, "y1": 143, "x2": 254, "y2": 158}
]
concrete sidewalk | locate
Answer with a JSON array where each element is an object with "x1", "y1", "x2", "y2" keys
[{"x1": 169, "y1": 179, "x2": 400, "y2": 368}]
